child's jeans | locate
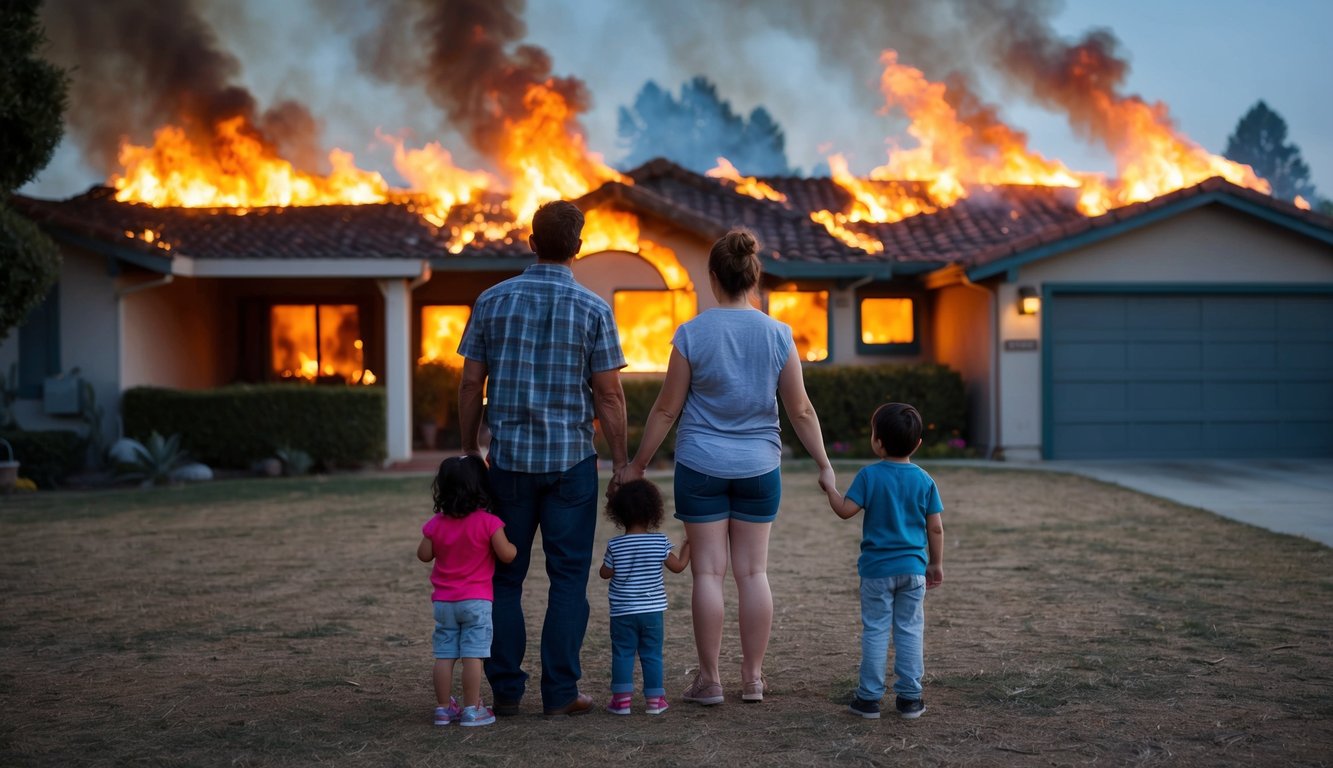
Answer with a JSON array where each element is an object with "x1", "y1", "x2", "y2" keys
[
  {"x1": 609, "y1": 611, "x2": 665, "y2": 697},
  {"x1": 856, "y1": 574, "x2": 926, "y2": 702}
]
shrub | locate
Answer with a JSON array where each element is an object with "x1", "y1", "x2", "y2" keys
[
  {"x1": 112, "y1": 431, "x2": 189, "y2": 487},
  {"x1": 0, "y1": 429, "x2": 84, "y2": 488},
  {"x1": 787, "y1": 363, "x2": 967, "y2": 458},
  {"x1": 121, "y1": 385, "x2": 386, "y2": 468}
]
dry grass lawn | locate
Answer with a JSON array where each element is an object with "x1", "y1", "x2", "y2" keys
[{"x1": 1, "y1": 464, "x2": 1331, "y2": 767}]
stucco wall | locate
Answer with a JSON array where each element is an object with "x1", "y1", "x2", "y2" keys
[
  {"x1": 120, "y1": 277, "x2": 224, "y2": 390},
  {"x1": 931, "y1": 284, "x2": 994, "y2": 453},
  {"x1": 997, "y1": 204, "x2": 1333, "y2": 460}
]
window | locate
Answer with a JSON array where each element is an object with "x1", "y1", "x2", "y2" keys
[
  {"x1": 270, "y1": 304, "x2": 374, "y2": 384},
  {"x1": 17, "y1": 287, "x2": 60, "y2": 398},
  {"x1": 420, "y1": 305, "x2": 471, "y2": 368},
  {"x1": 767, "y1": 290, "x2": 829, "y2": 362},
  {"x1": 857, "y1": 297, "x2": 919, "y2": 355},
  {"x1": 613, "y1": 290, "x2": 696, "y2": 373}
]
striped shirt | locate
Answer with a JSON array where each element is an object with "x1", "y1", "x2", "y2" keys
[
  {"x1": 458, "y1": 263, "x2": 626, "y2": 474},
  {"x1": 602, "y1": 533, "x2": 673, "y2": 617}
]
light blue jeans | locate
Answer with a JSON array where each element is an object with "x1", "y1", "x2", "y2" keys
[{"x1": 856, "y1": 574, "x2": 926, "y2": 702}]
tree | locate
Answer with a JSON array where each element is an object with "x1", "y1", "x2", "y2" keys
[
  {"x1": 1224, "y1": 101, "x2": 1317, "y2": 204},
  {"x1": 617, "y1": 76, "x2": 793, "y2": 176},
  {"x1": 0, "y1": 0, "x2": 68, "y2": 342}
]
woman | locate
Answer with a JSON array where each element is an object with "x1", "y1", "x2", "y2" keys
[{"x1": 615, "y1": 228, "x2": 835, "y2": 705}]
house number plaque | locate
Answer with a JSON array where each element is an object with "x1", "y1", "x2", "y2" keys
[{"x1": 1003, "y1": 339, "x2": 1039, "y2": 351}]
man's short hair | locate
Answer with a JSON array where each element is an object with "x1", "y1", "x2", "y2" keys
[
  {"x1": 872, "y1": 402, "x2": 923, "y2": 458},
  {"x1": 530, "y1": 200, "x2": 585, "y2": 261}
]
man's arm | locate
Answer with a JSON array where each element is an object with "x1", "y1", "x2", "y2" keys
[
  {"x1": 590, "y1": 367, "x2": 628, "y2": 471},
  {"x1": 459, "y1": 358, "x2": 488, "y2": 456}
]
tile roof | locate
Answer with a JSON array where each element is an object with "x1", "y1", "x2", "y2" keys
[{"x1": 11, "y1": 161, "x2": 1330, "y2": 273}]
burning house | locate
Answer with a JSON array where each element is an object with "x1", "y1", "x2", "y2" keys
[{"x1": 5, "y1": 2, "x2": 1333, "y2": 464}]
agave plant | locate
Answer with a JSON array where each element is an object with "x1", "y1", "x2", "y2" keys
[{"x1": 114, "y1": 431, "x2": 190, "y2": 487}]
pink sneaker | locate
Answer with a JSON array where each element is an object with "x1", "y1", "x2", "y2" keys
[
  {"x1": 645, "y1": 695, "x2": 670, "y2": 715},
  {"x1": 606, "y1": 692, "x2": 632, "y2": 715},
  {"x1": 433, "y1": 697, "x2": 461, "y2": 726}
]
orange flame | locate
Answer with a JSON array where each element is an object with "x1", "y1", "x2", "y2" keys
[
  {"x1": 707, "y1": 157, "x2": 787, "y2": 202},
  {"x1": 114, "y1": 117, "x2": 391, "y2": 208},
  {"x1": 812, "y1": 49, "x2": 1275, "y2": 249},
  {"x1": 577, "y1": 210, "x2": 692, "y2": 290},
  {"x1": 420, "y1": 305, "x2": 472, "y2": 368},
  {"x1": 768, "y1": 290, "x2": 829, "y2": 362}
]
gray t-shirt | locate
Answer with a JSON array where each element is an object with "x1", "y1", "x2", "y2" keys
[{"x1": 672, "y1": 307, "x2": 794, "y2": 479}]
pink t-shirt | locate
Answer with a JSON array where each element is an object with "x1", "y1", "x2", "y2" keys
[{"x1": 422, "y1": 510, "x2": 505, "y2": 602}]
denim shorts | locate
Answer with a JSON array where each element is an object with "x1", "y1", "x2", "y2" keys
[
  {"x1": 673, "y1": 464, "x2": 782, "y2": 524},
  {"x1": 432, "y1": 599, "x2": 493, "y2": 659}
]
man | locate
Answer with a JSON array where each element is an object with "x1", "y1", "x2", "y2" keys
[{"x1": 458, "y1": 199, "x2": 628, "y2": 717}]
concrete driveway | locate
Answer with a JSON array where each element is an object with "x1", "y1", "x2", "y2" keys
[{"x1": 1032, "y1": 459, "x2": 1333, "y2": 548}]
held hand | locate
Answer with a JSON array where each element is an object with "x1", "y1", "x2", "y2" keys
[
  {"x1": 818, "y1": 466, "x2": 837, "y2": 496},
  {"x1": 926, "y1": 564, "x2": 943, "y2": 589}
]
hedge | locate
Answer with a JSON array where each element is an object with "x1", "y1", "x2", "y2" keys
[
  {"x1": 1, "y1": 429, "x2": 85, "y2": 488},
  {"x1": 604, "y1": 363, "x2": 968, "y2": 463},
  {"x1": 121, "y1": 385, "x2": 386, "y2": 468}
]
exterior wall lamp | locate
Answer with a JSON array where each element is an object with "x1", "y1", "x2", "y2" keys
[{"x1": 1017, "y1": 286, "x2": 1041, "y2": 315}]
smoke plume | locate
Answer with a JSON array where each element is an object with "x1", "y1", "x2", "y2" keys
[{"x1": 40, "y1": 0, "x2": 322, "y2": 173}]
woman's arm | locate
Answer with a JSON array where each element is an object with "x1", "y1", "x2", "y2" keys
[
  {"x1": 618, "y1": 348, "x2": 692, "y2": 486},
  {"x1": 776, "y1": 346, "x2": 836, "y2": 493}
]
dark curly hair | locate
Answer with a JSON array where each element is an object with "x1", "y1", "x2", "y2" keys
[
  {"x1": 605, "y1": 479, "x2": 665, "y2": 531},
  {"x1": 432, "y1": 455, "x2": 493, "y2": 519}
]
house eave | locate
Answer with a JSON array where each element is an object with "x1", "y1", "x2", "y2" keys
[{"x1": 967, "y1": 191, "x2": 1333, "y2": 282}]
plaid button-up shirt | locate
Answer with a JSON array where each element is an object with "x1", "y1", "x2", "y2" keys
[{"x1": 458, "y1": 263, "x2": 626, "y2": 474}]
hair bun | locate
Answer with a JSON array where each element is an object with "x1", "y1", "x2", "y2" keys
[{"x1": 726, "y1": 228, "x2": 758, "y2": 257}]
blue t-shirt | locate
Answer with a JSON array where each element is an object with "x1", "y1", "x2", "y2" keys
[
  {"x1": 602, "y1": 533, "x2": 674, "y2": 617},
  {"x1": 845, "y1": 461, "x2": 943, "y2": 578},
  {"x1": 671, "y1": 308, "x2": 793, "y2": 479}
]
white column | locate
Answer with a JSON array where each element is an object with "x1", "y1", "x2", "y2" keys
[{"x1": 377, "y1": 278, "x2": 412, "y2": 464}]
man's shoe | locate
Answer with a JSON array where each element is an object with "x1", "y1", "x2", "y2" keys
[
  {"x1": 492, "y1": 698, "x2": 522, "y2": 717},
  {"x1": 543, "y1": 692, "x2": 594, "y2": 717},
  {"x1": 895, "y1": 695, "x2": 926, "y2": 719},
  {"x1": 848, "y1": 697, "x2": 881, "y2": 719}
]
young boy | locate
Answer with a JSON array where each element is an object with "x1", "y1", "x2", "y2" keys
[{"x1": 821, "y1": 402, "x2": 944, "y2": 720}]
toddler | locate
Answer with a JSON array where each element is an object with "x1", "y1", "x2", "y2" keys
[
  {"x1": 599, "y1": 479, "x2": 690, "y2": 715},
  {"x1": 821, "y1": 403, "x2": 944, "y2": 720},
  {"x1": 417, "y1": 455, "x2": 517, "y2": 726}
]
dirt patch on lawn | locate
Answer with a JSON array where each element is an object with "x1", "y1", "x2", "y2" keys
[{"x1": 0, "y1": 467, "x2": 1330, "y2": 766}]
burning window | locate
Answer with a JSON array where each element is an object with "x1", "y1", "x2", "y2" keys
[
  {"x1": 420, "y1": 305, "x2": 471, "y2": 368},
  {"x1": 614, "y1": 290, "x2": 697, "y2": 373},
  {"x1": 768, "y1": 290, "x2": 829, "y2": 362},
  {"x1": 271, "y1": 304, "x2": 375, "y2": 384},
  {"x1": 859, "y1": 298, "x2": 916, "y2": 348}
]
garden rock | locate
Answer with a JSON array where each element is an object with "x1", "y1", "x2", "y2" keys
[{"x1": 169, "y1": 463, "x2": 213, "y2": 483}]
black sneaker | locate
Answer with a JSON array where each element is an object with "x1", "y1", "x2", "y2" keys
[
  {"x1": 492, "y1": 698, "x2": 522, "y2": 717},
  {"x1": 848, "y1": 697, "x2": 881, "y2": 719},
  {"x1": 895, "y1": 695, "x2": 926, "y2": 719}
]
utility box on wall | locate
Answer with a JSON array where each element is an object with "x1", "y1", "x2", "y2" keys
[{"x1": 43, "y1": 375, "x2": 82, "y2": 415}]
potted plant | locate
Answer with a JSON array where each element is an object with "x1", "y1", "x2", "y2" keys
[
  {"x1": 0, "y1": 437, "x2": 18, "y2": 492},
  {"x1": 413, "y1": 362, "x2": 451, "y2": 449}
]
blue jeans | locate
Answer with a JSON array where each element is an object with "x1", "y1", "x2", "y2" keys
[
  {"x1": 609, "y1": 612, "x2": 665, "y2": 697},
  {"x1": 856, "y1": 574, "x2": 926, "y2": 702},
  {"x1": 484, "y1": 455, "x2": 598, "y2": 709}
]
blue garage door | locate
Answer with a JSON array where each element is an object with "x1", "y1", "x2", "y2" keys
[{"x1": 1047, "y1": 291, "x2": 1333, "y2": 459}]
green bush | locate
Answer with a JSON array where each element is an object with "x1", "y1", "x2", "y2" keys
[
  {"x1": 121, "y1": 385, "x2": 386, "y2": 468},
  {"x1": 606, "y1": 363, "x2": 968, "y2": 463},
  {"x1": 1, "y1": 429, "x2": 85, "y2": 488},
  {"x1": 788, "y1": 363, "x2": 968, "y2": 458}
]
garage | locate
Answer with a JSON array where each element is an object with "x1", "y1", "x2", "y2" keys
[{"x1": 1046, "y1": 289, "x2": 1333, "y2": 459}]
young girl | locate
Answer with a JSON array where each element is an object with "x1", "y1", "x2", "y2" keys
[
  {"x1": 418, "y1": 455, "x2": 517, "y2": 727},
  {"x1": 599, "y1": 479, "x2": 690, "y2": 715}
]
